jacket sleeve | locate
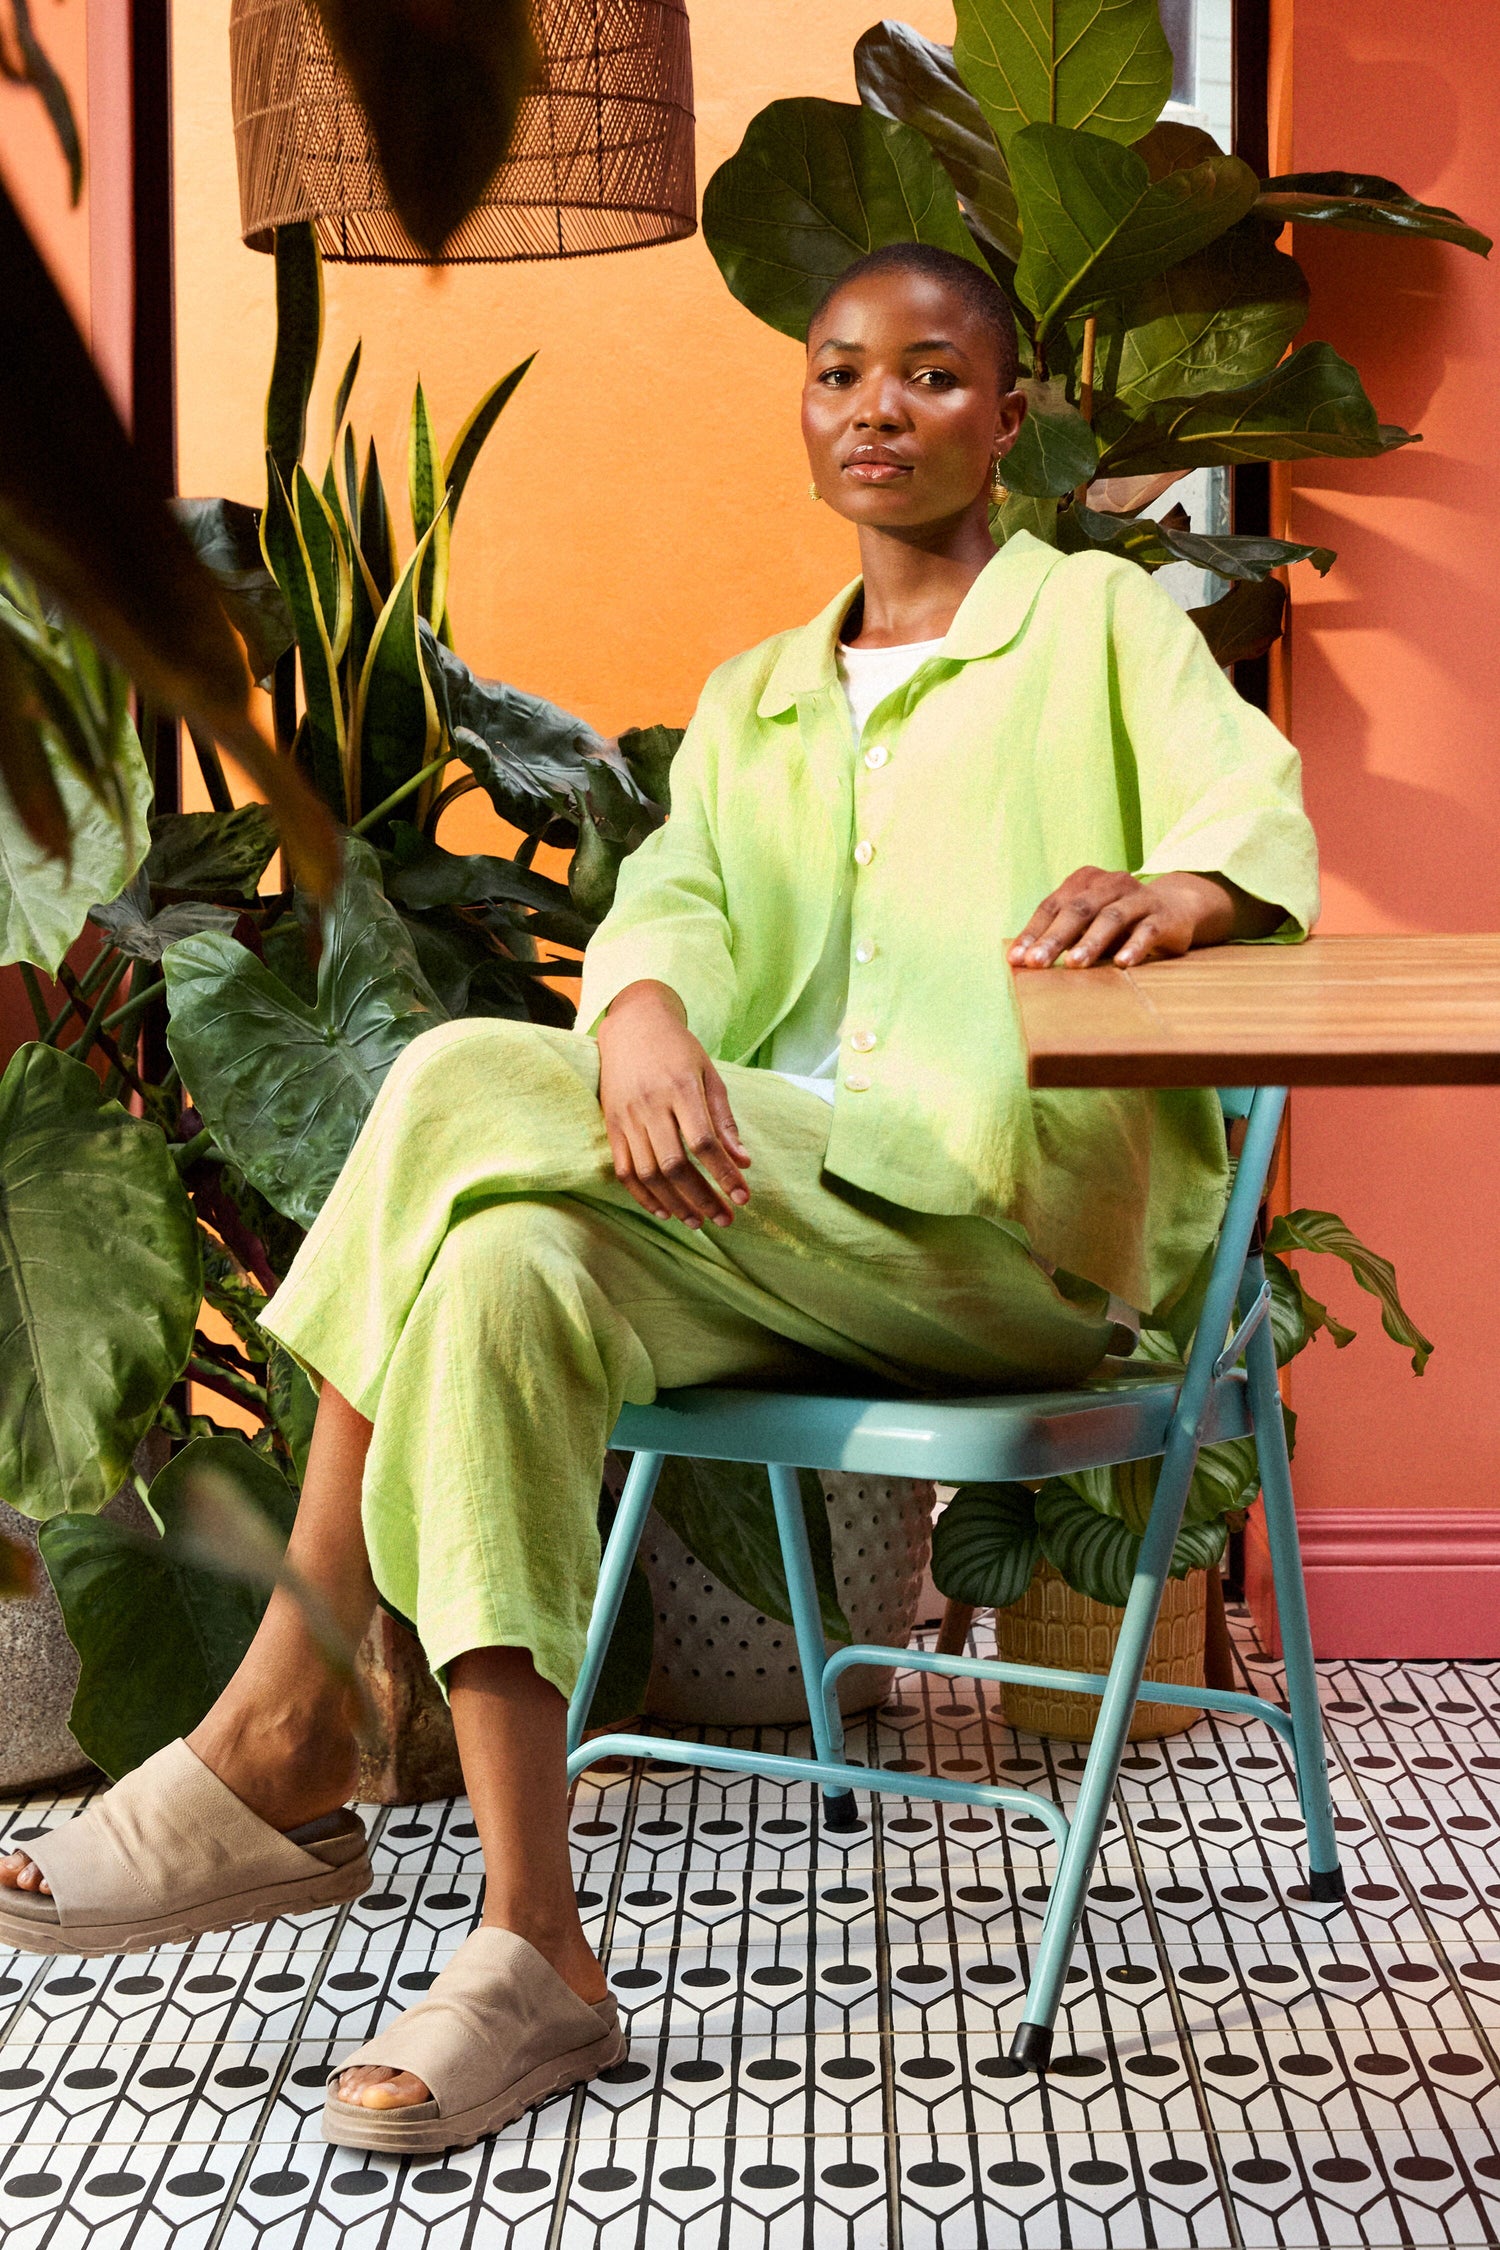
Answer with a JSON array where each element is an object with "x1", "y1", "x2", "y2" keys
[
  {"x1": 575, "y1": 700, "x2": 739, "y2": 1048},
  {"x1": 1108, "y1": 562, "x2": 1320, "y2": 940}
]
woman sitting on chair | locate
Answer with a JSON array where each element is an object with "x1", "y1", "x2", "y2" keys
[{"x1": 1, "y1": 244, "x2": 1316, "y2": 2152}]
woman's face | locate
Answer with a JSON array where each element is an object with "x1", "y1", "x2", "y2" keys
[{"x1": 801, "y1": 267, "x2": 1025, "y2": 531}]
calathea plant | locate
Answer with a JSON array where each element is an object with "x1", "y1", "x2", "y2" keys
[
  {"x1": 1, "y1": 223, "x2": 847, "y2": 1778},
  {"x1": 933, "y1": 1213, "x2": 1432, "y2": 1615},
  {"x1": 702, "y1": 0, "x2": 1488, "y2": 663}
]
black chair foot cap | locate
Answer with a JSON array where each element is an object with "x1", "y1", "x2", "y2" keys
[
  {"x1": 1008, "y1": 2021, "x2": 1053, "y2": 2072},
  {"x1": 1306, "y1": 1866, "x2": 1346, "y2": 1904},
  {"x1": 822, "y1": 1790, "x2": 862, "y2": 1832}
]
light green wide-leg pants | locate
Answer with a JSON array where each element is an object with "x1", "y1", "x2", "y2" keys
[{"x1": 261, "y1": 1019, "x2": 1114, "y2": 1698}]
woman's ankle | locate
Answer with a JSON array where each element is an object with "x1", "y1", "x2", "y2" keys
[
  {"x1": 480, "y1": 1907, "x2": 607, "y2": 2002},
  {"x1": 187, "y1": 1690, "x2": 359, "y2": 1829}
]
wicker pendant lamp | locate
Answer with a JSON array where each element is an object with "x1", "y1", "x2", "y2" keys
[{"x1": 230, "y1": 0, "x2": 695, "y2": 264}]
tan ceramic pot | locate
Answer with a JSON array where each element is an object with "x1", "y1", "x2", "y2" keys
[{"x1": 996, "y1": 1560, "x2": 1206, "y2": 1741}]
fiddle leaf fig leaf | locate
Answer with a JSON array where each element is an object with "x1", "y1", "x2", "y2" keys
[
  {"x1": 1000, "y1": 377, "x2": 1099, "y2": 496},
  {"x1": 1187, "y1": 576, "x2": 1287, "y2": 665},
  {"x1": 1095, "y1": 341, "x2": 1417, "y2": 472},
  {"x1": 164, "y1": 839, "x2": 446, "y2": 1227},
  {"x1": 1102, "y1": 218, "x2": 1310, "y2": 404},
  {"x1": 703, "y1": 97, "x2": 989, "y2": 343},
  {"x1": 1265, "y1": 1208, "x2": 1433, "y2": 1374},
  {"x1": 1256, "y1": 172, "x2": 1492, "y2": 256},
  {"x1": 930, "y1": 1483, "x2": 1040, "y2": 1610},
  {"x1": 1060, "y1": 505, "x2": 1334, "y2": 580},
  {"x1": 0, "y1": 1043, "x2": 200, "y2": 1520},
  {"x1": 652, "y1": 1456, "x2": 850, "y2": 1644},
  {"x1": 854, "y1": 21, "x2": 1021, "y2": 265},
  {"x1": 1009, "y1": 122, "x2": 1259, "y2": 339},
  {"x1": 953, "y1": 0, "x2": 1173, "y2": 152}
]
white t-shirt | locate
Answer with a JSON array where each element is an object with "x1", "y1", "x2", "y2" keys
[{"x1": 761, "y1": 638, "x2": 943, "y2": 1100}]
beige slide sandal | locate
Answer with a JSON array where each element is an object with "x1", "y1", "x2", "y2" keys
[
  {"x1": 324, "y1": 1926, "x2": 628, "y2": 2154},
  {"x1": 0, "y1": 1738, "x2": 371, "y2": 1957}
]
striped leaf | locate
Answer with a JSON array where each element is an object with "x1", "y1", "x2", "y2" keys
[
  {"x1": 260, "y1": 460, "x2": 347, "y2": 820},
  {"x1": 408, "y1": 380, "x2": 450, "y2": 629},
  {"x1": 354, "y1": 517, "x2": 444, "y2": 807}
]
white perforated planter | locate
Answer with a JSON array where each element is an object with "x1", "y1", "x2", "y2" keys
[{"x1": 642, "y1": 1473, "x2": 935, "y2": 1727}]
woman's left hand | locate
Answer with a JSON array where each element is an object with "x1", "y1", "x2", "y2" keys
[{"x1": 1008, "y1": 867, "x2": 1246, "y2": 971}]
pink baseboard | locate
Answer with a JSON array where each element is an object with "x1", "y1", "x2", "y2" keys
[{"x1": 1246, "y1": 1506, "x2": 1500, "y2": 1660}]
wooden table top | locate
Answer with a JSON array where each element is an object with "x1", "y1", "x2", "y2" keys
[{"x1": 1013, "y1": 933, "x2": 1500, "y2": 1088}]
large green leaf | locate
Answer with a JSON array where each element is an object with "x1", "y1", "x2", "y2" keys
[
  {"x1": 617, "y1": 724, "x2": 685, "y2": 813},
  {"x1": 1037, "y1": 1475, "x2": 1226, "y2": 1604},
  {"x1": 1265, "y1": 1208, "x2": 1433, "y2": 1374},
  {"x1": 163, "y1": 839, "x2": 446, "y2": 1227},
  {"x1": 1096, "y1": 341, "x2": 1416, "y2": 473},
  {"x1": 854, "y1": 21, "x2": 1021, "y2": 266},
  {"x1": 1010, "y1": 123, "x2": 1259, "y2": 339},
  {"x1": 424, "y1": 634, "x2": 659, "y2": 842},
  {"x1": 1256, "y1": 172, "x2": 1492, "y2": 257},
  {"x1": 292, "y1": 465, "x2": 351, "y2": 666},
  {"x1": 261, "y1": 460, "x2": 347, "y2": 819},
  {"x1": 88, "y1": 872, "x2": 237, "y2": 963},
  {"x1": 171, "y1": 499, "x2": 296, "y2": 687},
  {"x1": 0, "y1": 178, "x2": 338, "y2": 897},
  {"x1": 355, "y1": 521, "x2": 444, "y2": 806},
  {"x1": 1188, "y1": 576, "x2": 1287, "y2": 665},
  {"x1": 1060, "y1": 504, "x2": 1334, "y2": 581},
  {"x1": 40, "y1": 1434, "x2": 296, "y2": 1777},
  {"x1": 953, "y1": 0, "x2": 1172, "y2": 151},
  {"x1": 652, "y1": 1457, "x2": 851, "y2": 1644},
  {"x1": 0, "y1": 1044, "x2": 200, "y2": 1520},
  {"x1": 145, "y1": 807, "x2": 279, "y2": 899},
  {"x1": 703, "y1": 97, "x2": 988, "y2": 343},
  {"x1": 1100, "y1": 218, "x2": 1310, "y2": 405},
  {"x1": 383, "y1": 827, "x2": 574, "y2": 916},
  {"x1": 930, "y1": 1483, "x2": 1040, "y2": 1608},
  {"x1": 0, "y1": 669, "x2": 152, "y2": 972},
  {"x1": 1001, "y1": 377, "x2": 1099, "y2": 496},
  {"x1": 1266, "y1": 1246, "x2": 1356, "y2": 1366}
]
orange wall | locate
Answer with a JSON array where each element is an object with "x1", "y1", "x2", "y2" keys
[
  {"x1": 1282, "y1": 1, "x2": 1500, "y2": 1508},
  {"x1": 172, "y1": 0, "x2": 952, "y2": 783}
]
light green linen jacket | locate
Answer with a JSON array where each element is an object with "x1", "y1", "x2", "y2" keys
[{"x1": 578, "y1": 532, "x2": 1318, "y2": 1316}]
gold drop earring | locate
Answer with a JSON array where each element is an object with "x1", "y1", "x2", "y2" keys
[
  {"x1": 990, "y1": 457, "x2": 1007, "y2": 496},
  {"x1": 808, "y1": 482, "x2": 822, "y2": 501}
]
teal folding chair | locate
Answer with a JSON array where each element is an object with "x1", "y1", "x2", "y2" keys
[{"x1": 565, "y1": 1084, "x2": 1342, "y2": 2069}]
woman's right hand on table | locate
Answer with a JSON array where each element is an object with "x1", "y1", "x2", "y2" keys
[{"x1": 597, "y1": 981, "x2": 751, "y2": 1228}]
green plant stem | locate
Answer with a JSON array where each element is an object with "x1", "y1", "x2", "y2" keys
[
  {"x1": 43, "y1": 944, "x2": 116, "y2": 1041},
  {"x1": 350, "y1": 753, "x2": 454, "y2": 838},
  {"x1": 18, "y1": 963, "x2": 50, "y2": 1037},
  {"x1": 101, "y1": 976, "x2": 167, "y2": 1036},
  {"x1": 188, "y1": 1355, "x2": 270, "y2": 1417},
  {"x1": 172, "y1": 1126, "x2": 215, "y2": 1170},
  {"x1": 64, "y1": 955, "x2": 132, "y2": 1060}
]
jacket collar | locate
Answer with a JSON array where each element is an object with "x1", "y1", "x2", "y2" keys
[{"x1": 755, "y1": 530, "x2": 1064, "y2": 719}]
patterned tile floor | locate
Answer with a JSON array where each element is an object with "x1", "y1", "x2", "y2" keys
[{"x1": 5, "y1": 1607, "x2": 1500, "y2": 2247}]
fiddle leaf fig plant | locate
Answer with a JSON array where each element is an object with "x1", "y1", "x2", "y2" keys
[{"x1": 706, "y1": 3, "x2": 1490, "y2": 662}]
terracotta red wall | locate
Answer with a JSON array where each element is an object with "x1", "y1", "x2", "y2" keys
[{"x1": 1266, "y1": 0, "x2": 1500, "y2": 1642}]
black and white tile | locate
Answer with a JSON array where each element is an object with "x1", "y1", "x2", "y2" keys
[{"x1": 5, "y1": 1607, "x2": 1500, "y2": 2246}]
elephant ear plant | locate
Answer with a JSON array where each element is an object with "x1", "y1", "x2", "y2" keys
[
  {"x1": 0, "y1": 223, "x2": 848, "y2": 1777},
  {"x1": 703, "y1": 0, "x2": 1489, "y2": 665}
]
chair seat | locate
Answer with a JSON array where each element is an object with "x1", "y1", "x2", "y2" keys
[{"x1": 610, "y1": 1360, "x2": 1251, "y2": 1484}]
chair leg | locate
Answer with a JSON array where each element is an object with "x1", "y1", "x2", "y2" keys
[
  {"x1": 767, "y1": 1464, "x2": 859, "y2": 1830},
  {"x1": 566, "y1": 1450, "x2": 665, "y2": 1757},
  {"x1": 1242, "y1": 1271, "x2": 1344, "y2": 1903},
  {"x1": 1010, "y1": 1425, "x2": 1202, "y2": 2070},
  {"x1": 937, "y1": 1599, "x2": 976, "y2": 1658}
]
